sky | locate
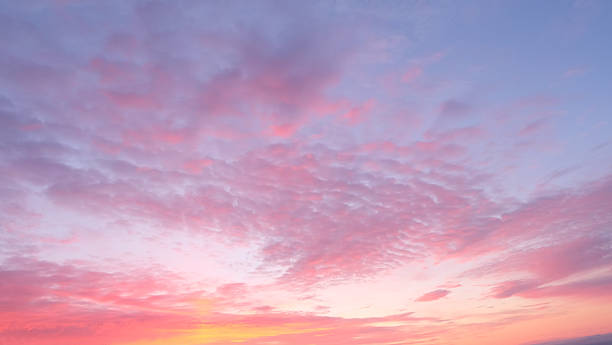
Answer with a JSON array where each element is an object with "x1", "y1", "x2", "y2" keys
[{"x1": 0, "y1": 1, "x2": 611, "y2": 345}]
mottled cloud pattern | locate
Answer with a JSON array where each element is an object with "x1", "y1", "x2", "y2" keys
[{"x1": 1, "y1": 1, "x2": 611, "y2": 345}]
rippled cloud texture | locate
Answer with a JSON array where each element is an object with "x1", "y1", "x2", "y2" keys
[{"x1": 1, "y1": 1, "x2": 611, "y2": 345}]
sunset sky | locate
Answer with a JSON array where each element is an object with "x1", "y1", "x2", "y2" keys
[{"x1": 1, "y1": 1, "x2": 611, "y2": 345}]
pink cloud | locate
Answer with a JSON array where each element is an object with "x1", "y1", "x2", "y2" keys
[
  {"x1": 0, "y1": 257, "x2": 454, "y2": 345},
  {"x1": 519, "y1": 118, "x2": 548, "y2": 136},
  {"x1": 105, "y1": 91, "x2": 161, "y2": 109},
  {"x1": 268, "y1": 123, "x2": 300, "y2": 138},
  {"x1": 402, "y1": 66, "x2": 423, "y2": 83},
  {"x1": 183, "y1": 158, "x2": 214, "y2": 174},
  {"x1": 438, "y1": 282, "x2": 462, "y2": 289},
  {"x1": 416, "y1": 289, "x2": 450, "y2": 302},
  {"x1": 490, "y1": 280, "x2": 541, "y2": 299},
  {"x1": 340, "y1": 99, "x2": 375, "y2": 124},
  {"x1": 490, "y1": 275, "x2": 612, "y2": 300}
]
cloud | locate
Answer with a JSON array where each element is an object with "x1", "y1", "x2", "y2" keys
[
  {"x1": 439, "y1": 99, "x2": 471, "y2": 117},
  {"x1": 562, "y1": 67, "x2": 587, "y2": 78},
  {"x1": 415, "y1": 289, "x2": 450, "y2": 302},
  {"x1": 527, "y1": 333, "x2": 612, "y2": 345},
  {"x1": 0, "y1": 256, "x2": 453, "y2": 345},
  {"x1": 340, "y1": 99, "x2": 375, "y2": 124},
  {"x1": 0, "y1": 257, "x2": 204, "y2": 345},
  {"x1": 510, "y1": 275, "x2": 612, "y2": 300},
  {"x1": 519, "y1": 118, "x2": 549, "y2": 136},
  {"x1": 490, "y1": 280, "x2": 541, "y2": 299},
  {"x1": 401, "y1": 66, "x2": 423, "y2": 83}
]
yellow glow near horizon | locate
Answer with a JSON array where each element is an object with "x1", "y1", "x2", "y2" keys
[{"x1": 120, "y1": 322, "x2": 329, "y2": 345}]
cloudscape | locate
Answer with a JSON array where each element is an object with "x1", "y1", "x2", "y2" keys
[{"x1": 1, "y1": 1, "x2": 611, "y2": 345}]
